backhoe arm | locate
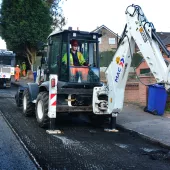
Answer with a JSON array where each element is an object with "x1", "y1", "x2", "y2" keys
[{"x1": 93, "y1": 4, "x2": 170, "y2": 116}]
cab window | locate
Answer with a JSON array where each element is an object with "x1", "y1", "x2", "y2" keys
[
  {"x1": 60, "y1": 41, "x2": 68, "y2": 81},
  {"x1": 48, "y1": 36, "x2": 61, "y2": 74},
  {"x1": 69, "y1": 41, "x2": 99, "y2": 83}
]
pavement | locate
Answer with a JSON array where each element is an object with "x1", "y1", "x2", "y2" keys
[
  {"x1": 0, "y1": 75, "x2": 168, "y2": 169},
  {"x1": 0, "y1": 112, "x2": 37, "y2": 170},
  {"x1": 118, "y1": 104, "x2": 170, "y2": 148},
  {"x1": 0, "y1": 76, "x2": 37, "y2": 169}
]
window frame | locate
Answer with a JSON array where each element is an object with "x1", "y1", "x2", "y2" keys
[{"x1": 108, "y1": 38, "x2": 116, "y2": 45}]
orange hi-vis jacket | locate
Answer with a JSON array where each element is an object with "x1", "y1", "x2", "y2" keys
[{"x1": 15, "y1": 67, "x2": 21, "y2": 80}]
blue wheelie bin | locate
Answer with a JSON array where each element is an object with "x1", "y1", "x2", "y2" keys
[{"x1": 144, "y1": 84, "x2": 167, "y2": 115}]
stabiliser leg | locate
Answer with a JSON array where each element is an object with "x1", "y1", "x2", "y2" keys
[{"x1": 104, "y1": 114, "x2": 119, "y2": 132}]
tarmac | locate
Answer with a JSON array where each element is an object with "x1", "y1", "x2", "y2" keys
[{"x1": 1, "y1": 75, "x2": 170, "y2": 168}]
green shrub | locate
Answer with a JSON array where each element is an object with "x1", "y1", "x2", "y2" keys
[
  {"x1": 99, "y1": 51, "x2": 143, "y2": 67},
  {"x1": 100, "y1": 51, "x2": 115, "y2": 67}
]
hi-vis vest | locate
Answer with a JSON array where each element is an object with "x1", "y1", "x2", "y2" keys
[{"x1": 62, "y1": 51, "x2": 85, "y2": 66}]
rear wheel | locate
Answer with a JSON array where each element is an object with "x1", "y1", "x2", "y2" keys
[
  {"x1": 22, "y1": 88, "x2": 35, "y2": 116},
  {"x1": 35, "y1": 91, "x2": 49, "y2": 128}
]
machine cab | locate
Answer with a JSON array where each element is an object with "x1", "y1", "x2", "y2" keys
[{"x1": 46, "y1": 29, "x2": 101, "y2": 85}]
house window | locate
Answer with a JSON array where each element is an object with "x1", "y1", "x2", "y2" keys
[
  {"x1": 98, "y1": 38, "x2": 102, "y2": 44},
  {"x1": 140, "y1": 68, "x2": 150, "y2": 74},
  {"x1": 109, "y1": 38, "x2": 115, "y2": 44}
]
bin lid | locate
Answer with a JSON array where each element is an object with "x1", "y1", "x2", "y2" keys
[{"x1": 148, "y1": 84, "x2": 164, "y2": 89}]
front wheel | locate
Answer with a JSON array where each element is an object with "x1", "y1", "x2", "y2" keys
[
  {"x1": 35, "y1": 91, "x2": 49, "y2": 128},
  {"x1": 15, "y1": 91, "x2": 22, "y2": 107},
  {"x1": 22, "y1": 88, "x2": 35, "y2": 116}
]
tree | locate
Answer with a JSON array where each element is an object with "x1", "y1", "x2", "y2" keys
[
  {"x1": 46, "y1": 0, "x2": 66, "y2": 30},
  {"x1": 0, "y1": 0, "x2": 53, "y2": 69}
]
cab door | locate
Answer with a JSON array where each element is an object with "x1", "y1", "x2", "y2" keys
[{"x1": 47, "y1": 35, "x2": 62, "y2": 76}]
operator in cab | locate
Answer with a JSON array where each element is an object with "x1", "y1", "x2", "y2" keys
[
  {"x1": 62, "y1": 40, "x2": 89, "y2": 66},
  {"x1": 62, "y1": 40, "x2": 89, "y2": 82}
]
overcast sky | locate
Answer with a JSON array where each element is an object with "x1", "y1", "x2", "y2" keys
[
  {"x1": 1, "y1": 0, "x2": 170, "y2": 50},
  {"x1": 0, "y1": 38, "x2": 6, "y2": 50},
  {"x1": 62, "y1": 0, "x2": 170, "y2": 35}
]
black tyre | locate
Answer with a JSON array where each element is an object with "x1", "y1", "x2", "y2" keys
[
  {"x1": 22, "y1": 88, "x2": 35, "y2": 116},
  {"x1": 15, "y1": 92, "x2": 21, "y2": 107},
  {"x1": 152, "y1": 110, "x2": 158, "y2": 115},
  {"x1": 35, "y1": 91, "x2": 49, "y2": 128}
]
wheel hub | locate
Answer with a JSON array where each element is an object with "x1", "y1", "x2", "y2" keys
[
  {"x1": 23, "y1": 96, "x2": 27, "y2": 110},
  {"x1": 37, "y1": 100, "x2": 43, "y2": 120}
]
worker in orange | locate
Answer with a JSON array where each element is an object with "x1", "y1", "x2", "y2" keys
[
  {"x1": 62, "y1": 40, "x2": 90, "y2": 81},
  {"x1": 15, "y1": 65, "x2": 21, "y2": 82},
  {"x1": 22, "y1": 62, "x2": 26, "y2": 77}
]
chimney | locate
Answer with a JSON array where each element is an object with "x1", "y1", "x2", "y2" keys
[{"x1": 68, "y1": 27, "x2": 72, "y2": 31}]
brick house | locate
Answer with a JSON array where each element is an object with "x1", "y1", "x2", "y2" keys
[{"x1": 92, "y1": 25, "x2": 120, "y2": 52}]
